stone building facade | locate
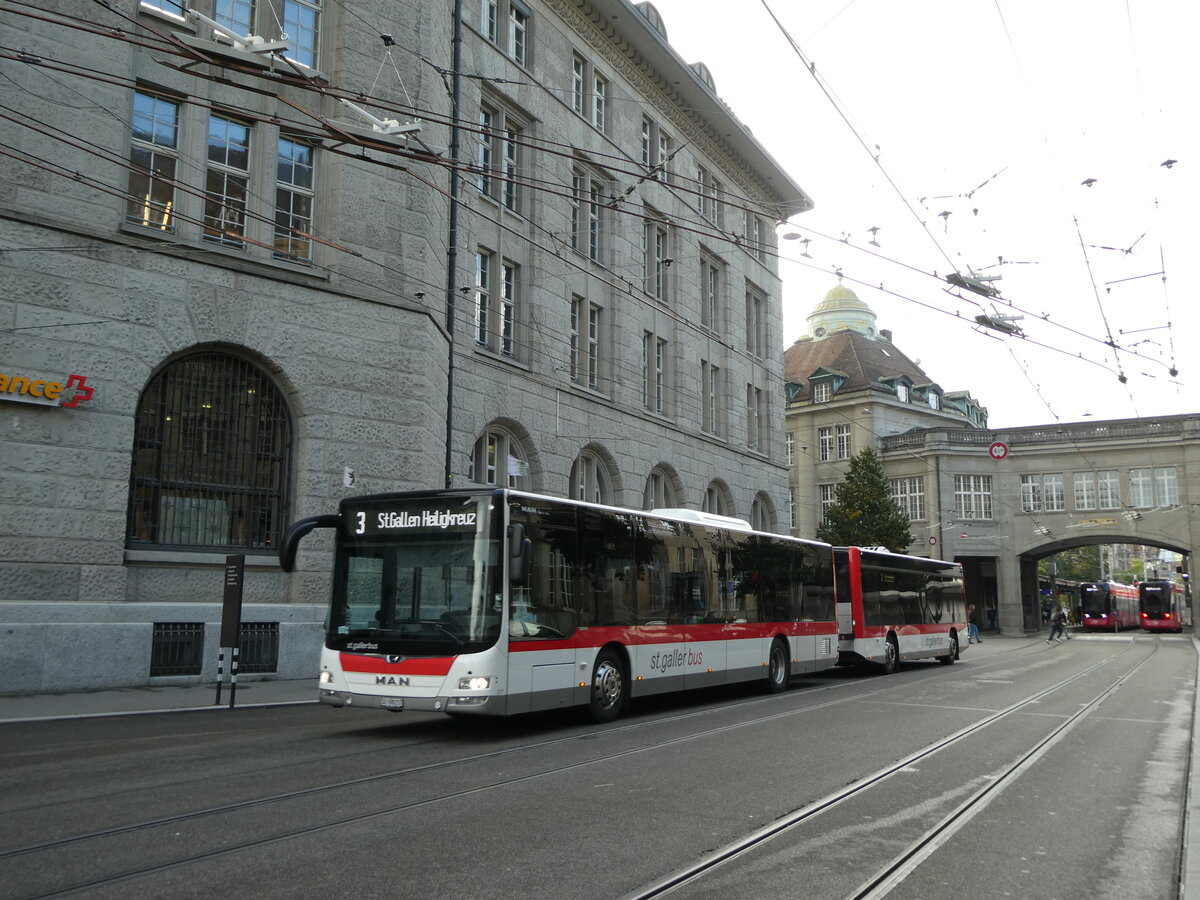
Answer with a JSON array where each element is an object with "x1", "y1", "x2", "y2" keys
[
  {"x1": 0, "y1": 0, "x2": 811, "y2": 690},
  {"x1": 785, "y1": 282, "x2": 1197, "y2": 633}
]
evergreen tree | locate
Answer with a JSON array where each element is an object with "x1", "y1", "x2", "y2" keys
[{"x1": 815, "y1": 447, "x2": 914, "y2": 551}]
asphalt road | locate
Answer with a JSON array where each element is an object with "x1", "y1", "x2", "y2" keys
[{"x1": 0, "y1": 634, "x2": 1193, "y2": 899}]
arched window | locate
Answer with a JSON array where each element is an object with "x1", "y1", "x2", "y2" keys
[
  {"x1": 643, "y1": 466, "x2": 678, "y2": 509},
  {"x1": 128, "y1": 351, "x2": 292, "y2": 550},
  {"x1": 470, "y1": 428, "x2": 528, "y2": 488},
  {"x1": 703, "y1": 481, "x2": 731, "y2": 517},
  {"x1": 750, "y1": 493, "x2": 773, "y2": 532},
  {"x1": 569, "y1": 449, "x2": 612, "y2": 504}
]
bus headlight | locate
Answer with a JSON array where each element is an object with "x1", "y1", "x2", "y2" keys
[
  {"x1": 459, "y1": 676, "x2": 491, "y2": 691},
  {"x1": 319, "y1": 670, "x2": 333, "y2": 684}
]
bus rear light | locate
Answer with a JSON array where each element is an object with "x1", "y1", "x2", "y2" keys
[{"x1": 458, "y1": 676, "x2": 491, "y2": 690}]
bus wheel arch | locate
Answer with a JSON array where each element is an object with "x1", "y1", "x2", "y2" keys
[
  {"x1": 939, "y1": 629, "x2": 959, "y2": 664},
  {"x1": 880, "y1": 633, "x2": 900, "y2": 675},
  {"x1": 588, "y1": 644, "x2": 629, "y2": 723},
  {"x1": 766, "y1": 636, "x2": 790, "y2": 693}
]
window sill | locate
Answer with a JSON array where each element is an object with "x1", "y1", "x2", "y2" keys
[{"x1": 118, "y1": 223, "x2": 328, "y2": 281}]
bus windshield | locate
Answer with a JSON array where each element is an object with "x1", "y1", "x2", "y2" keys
[
  {"x1": 327, "y1": 494, "x2": 502, "y2": 656},
  {"x1": 1139, "y1": 585, "x2": 1170, "y2": 613}
]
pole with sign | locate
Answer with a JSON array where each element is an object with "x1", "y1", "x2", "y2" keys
[{"x1": 215, "y1": 554, "x2": 245, "y2": 709}]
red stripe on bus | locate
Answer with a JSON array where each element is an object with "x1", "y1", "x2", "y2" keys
[{"x1": 339, "y1": 654, "x2": 455, "y2": 675}]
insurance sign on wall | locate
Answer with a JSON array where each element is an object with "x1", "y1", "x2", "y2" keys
[{"x1": 0, "y1": 369, "x2": 94, "y2": 408}]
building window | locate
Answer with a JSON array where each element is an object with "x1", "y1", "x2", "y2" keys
[
  {"x1": 703, "y1": 483, "x2": 729, "y2": 516},
  {"x1": 644, "y1": 220, "x2": 669, "y2": 301},
  {"x1": 500, "y1": 260, "x2": 518, "y2": 357},
  {"x1": 746, "y1": 384, "x2": 764, "y2": 451},
  {"x1": 141, "y1": 0, "x2": 185, "y2": 17},
  {"x1": 745, "y1": 210, "x2": 767, "y2": 262},
  {"x1": 644, "y1": 467, "x2": 678, "y2": 509},
  {"x1": 1044, "y1": 473, "x2": 1065, "y2": 511},
  {"x1": 745, "y1": 287, "x2": 766, "y2": 357},
  {"x1": 750, "y1": 495, "x2": 770, "y2": 531},
  {"x1": 1129, "y1": 468, "x2": 1152, "y2": 507},
  {"x1": 928, "y1": 392, "x2": 940, "y2": 410},
  {"x1": 480, "y1": 0, "x2": 529, "y2": 65},
  {"x1": 819, "y1": 483, "x2": 837, "y2": 520},
  {"x1": 507, "y1": 0, "x2": 529, "y2": 66},
  {"x1": 785, "y1": 433, "x2": 794, "y2": 466},
  {"x1": 274, "y1": 136, "x2": 314, "y2": 263},
  {"x1": 890, "y1": 476, "x2": 925, "y2": 520},
  {"x1": 954, "y1": 474, "x2": 993, "y2": 519},
  {"x1": 482, "y1": 0, "x2": 497, "y2": 41},
  {"x1": 571, "y1": 54, "x2": 585, "y2": 114},
  {"x1": 570, "y1": 450, "x2": 610, "y2": 504},
  {"x1": 470, "y1": 429, "x2": 527, "y2": 487},
  {"x1": 641, "y1": 117, "x2": 673, "y2": 181},
  {"x1": 696, "y1": 165, "x2": 722, "y2": 226},
  {"x1": 643, "y1": 332, "x2": 667, "y2": 414},
  {"x1": 1097, "y1": 470, "x2": 1120, "y2": 510},
  {"x1": 570, "y1": 168, "x2": 603, "y2": 261},
  {"x1": 701, "y1": 361, "x2": 721, "y2": 436},
  {"x1": 203, "y1": 113, "x2": 251, "y2": 248},
  {"x1": 476, "y1": 103, "x2": 527, "y2": 210},
  {"x1": 896, "y1": 384, "x2": 909, "y2": 403},
  {"x1": 700, "y1": 254, "x2": 722, "y2": 331},
  {"x1": 1020, "y1": 474, "x2": 1043, "y2": 513},
  {"x1": 208, "y1": 1, "x2": 320, "y2": 68},
  {"x1": 835, "y1": 424, "x2": 852, "y2": 460},
  {"x1": 1073, "y1": 472, "x2": 1096, "y2": 511},
  {"x1": 570, "y1": 297, "x2": 601, "y2": 390},
  {"x1": 591, "y1": 73, "x2": 607, "y2": 131},
  {"x1": 501, "y1": 124, "x2": 521, "y2": 211},
  {"x1": 818, "y1": 426, "x2": 833, "y2": 462},
  {"x1": 812, "y1": 381, "x2": 832, "y2": 403},
  {"x1": 474, "y1": 249, "x2": 491, "y2": 346},
  {"x1": 127, "y1": 91, "x2": 179, "y2": 232},
  {"x1": 128, "y1": 351, "x2": 292, "y2": 550},
  {"x1": 476, "y1": 106, "x2": 495, "y2": 197},
  {"x1": 1155, "y1": 467, "x2": 1179, "y2": 506}
]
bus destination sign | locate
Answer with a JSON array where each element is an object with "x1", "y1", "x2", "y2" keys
[{"x1": 352, "y1": 506, "x2": 478, "y2": 535}]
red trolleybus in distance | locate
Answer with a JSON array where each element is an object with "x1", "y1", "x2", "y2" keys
[
  {"x1": 833, "y1": 547, "x2": 967, "y2": 673},
  {"x1": 279, "y1": 489, "x2": 839, "y2": 721},
  {"x1": 1139, "y1": 579, "x2": 1190, "y2": 633},
  {"x1": 1079, "y1": 580, "x2": 1138, "y2": 631}
]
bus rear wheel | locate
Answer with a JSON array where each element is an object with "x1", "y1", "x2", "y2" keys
[
  {"x1": 588, "y1": 649, "x2": 627, "y2": 723},
  {"x1": 766, "y1": 638, "x2": 789, "y2": 693},
  {"x1": 880, "y1": 636, "x2": 899, "y2": 675},
  {"x1": 939, "y1": 633, "x2": 959, "y2": 665}
]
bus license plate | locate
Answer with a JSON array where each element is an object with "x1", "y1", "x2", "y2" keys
[{"x1": 379, "y1": 697, "x2": 404, "y2": 710}]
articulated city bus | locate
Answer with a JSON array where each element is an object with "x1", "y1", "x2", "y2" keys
[
  {"x1": 1138, "y1": 579, "x2": 1191, "y2": 633},
  {"x1": 280, "y1": 489, "x2": 844, "y2": 721},
  {"x1": 833, "y1": 546, "x2": 968, "y2": 672}
]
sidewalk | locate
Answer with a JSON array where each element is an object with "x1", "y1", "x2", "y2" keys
[
  {"x1": 1, "y1": 632, "x2": 1040, "y2": 724},
  {"x1": 0, "y1": 678, "x2": 316, "y2": 724}
]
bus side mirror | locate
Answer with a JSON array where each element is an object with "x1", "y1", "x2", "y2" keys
[
  {"x1": 278, "y1": 514, "x2": 339, "y2": 572},
  {"x1": 508, "y1": 523, "x2": 531, "y2": 586}
]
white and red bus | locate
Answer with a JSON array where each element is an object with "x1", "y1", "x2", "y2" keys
[
  {"x1": 1079, "y1": 580, "x2": 1139, "y2": 631},
  {"x1": 280, "y1": 489, "x2": 843, "y2": 721},
  {"x1": 1138, "y1": 579, "x2": 1191, "y2": 633},
  {"x1": 833, "y1": 546, "x2": 968, "y2": 672}
]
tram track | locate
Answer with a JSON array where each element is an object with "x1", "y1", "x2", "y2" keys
[
  {"x1": 5, "y1": 639, "x2": 1148, "y2": 899},
  {"x1": 622, "y1": 638, "x2": 1159, "y2": 899}
]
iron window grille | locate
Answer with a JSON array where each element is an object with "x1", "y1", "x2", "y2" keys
[{"x1": 128, "y1": 352, "x2": 292, "y2": 551}]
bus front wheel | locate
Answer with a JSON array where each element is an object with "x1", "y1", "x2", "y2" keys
[
  {"x1": 766, "y1": 638, "x2": 789, "y2": 693},
  {"x1": 588, "y1": 649, "x2": 627, "y2": 723}
]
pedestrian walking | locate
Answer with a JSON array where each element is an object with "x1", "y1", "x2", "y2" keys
[
  {"x1": 1047, "y1": 607, "x2": 1067, "y2": 643},
  {"x1": 967, "y1": 604, "x2": 981, "y2": 644}
]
